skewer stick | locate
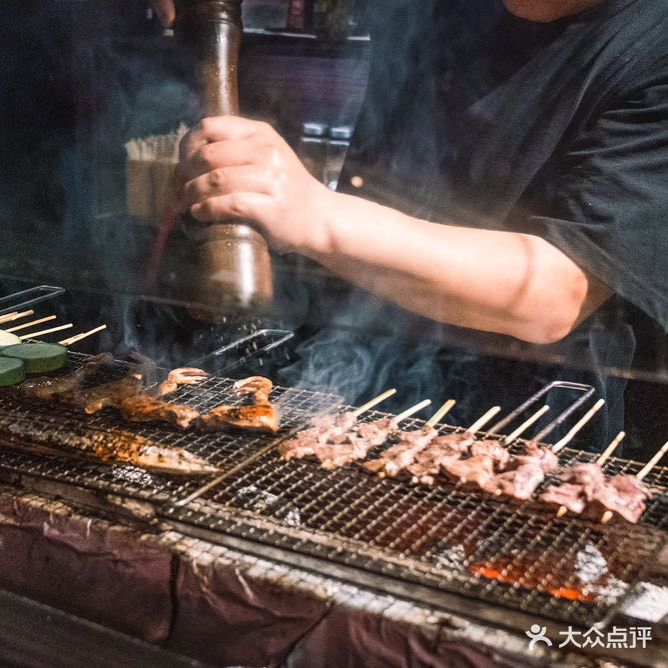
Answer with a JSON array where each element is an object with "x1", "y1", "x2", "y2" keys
[
  {"x1": 59, "y1": 324, "x2": 108, "y2": 347},
  {"x1": 20, "y1": 323, "x2": 73, "y2": 340},
  {"x1": 601, "y1": 439, "x2": 668, "y2": 524},
  {"x1": 352, "y1": 388, "x2": 397, "y2": 418},
  {"x1": 636, "y1": 439, "x2": 668, "y2": 481},
  {"x1": 503, "y1": 405, "x2": 550, "y2": 445},
  {"x1": 556, "y1": 431, "x2": 626, "y2": 518},
  {"x1": 466, "y1": 406, "x2": 502, "y2": 434},
  {"x1": 0, "y1": 309, "x2": 34, "y2": 325},
  {"x1": 426, "y1": 399, "x2": 456, "y2": 428},
  {"x1": 551, "y1": 399, "x2": 605, "y2": 454},
  {"x1": 393, "y1": 399, "x2": 432, "y2": 423},
  {"x1": 5, "y1": 315, "x2": 57, "y2": 333}
]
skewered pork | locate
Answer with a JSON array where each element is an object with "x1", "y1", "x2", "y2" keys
[
  {"x1": 279, "y1": 412, "x2": 358, "y2": 461},
  {"x1": 587, "y1": 476, "x2": 650, "y2": 524},
  {"x1": 317, "y1": 418, "x2": 396, "y2": 470},
  {"x1": 541, "y1": 464, "x2": 650, "y2": 523},
  {"x1": 0, "y1": 414, "x2": 218, "y2": 475},
  {"x1": 481, "y1": 459, "x2": 546, "y2": 500},
  {"x1": 364, "y1": 426, "x2": 438, "y2": 477},
  {"x1": 408, "y1": 433, "x2": 475, "y2": 485}
]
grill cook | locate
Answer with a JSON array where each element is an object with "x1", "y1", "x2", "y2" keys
[{"x1": 154, "y1": 0, "x2": 667, "y2": 454}]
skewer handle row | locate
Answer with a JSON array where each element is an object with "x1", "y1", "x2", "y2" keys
[
  {"x1": 467, "y1": 406, "x2": 502, "y2": 434},
  {"x1": 426, "y1": 399, "x2": 456, "y2": 428},
  {"x1": 352, "y1": 389, "x2": 397, "y2": 418},
  {"x1": 551, "y1": 399, "x2": 605, "y2": 453},
  {"x1": 503, "y1": 405, "x2": 549, "y2": 444}
]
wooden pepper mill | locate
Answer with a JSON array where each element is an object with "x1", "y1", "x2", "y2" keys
[{"x1": 175, "y1": 0, "x2": 274, "y2": 320}]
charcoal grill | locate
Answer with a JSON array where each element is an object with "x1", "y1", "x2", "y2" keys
[{"x1": 0, "y1": 351, "x2": 665, "y2": 631}]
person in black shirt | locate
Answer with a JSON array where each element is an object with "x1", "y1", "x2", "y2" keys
[{"x1": 156, "y1": 0, "x2": 667, "y2": 451}]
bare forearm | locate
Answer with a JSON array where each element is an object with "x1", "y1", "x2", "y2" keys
[{"x1": 306, "y1": 191, "x2": 610, "y2": 343}]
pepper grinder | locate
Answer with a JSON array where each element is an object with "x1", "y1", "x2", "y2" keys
[{"x1": 175, "y1": 0, "x2": 274, "y2": 320}]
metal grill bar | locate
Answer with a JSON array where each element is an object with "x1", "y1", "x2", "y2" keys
[{"x1": 0, "y1": 285, "x2": 66, "y2": 314}]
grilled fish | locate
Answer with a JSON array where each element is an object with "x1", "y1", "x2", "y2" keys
[
  {"x1": 17, "y1": 353, "x2": 115, "y2": 400},
  {"x1": 0, "y1": 414, "x2": 219, "y2": 475}
]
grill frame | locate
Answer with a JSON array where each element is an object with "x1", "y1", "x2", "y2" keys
[
  {"x1": 161, "y1": 413, "x2": 668, "y2": 629},
  {"x1": 0, "y1": 351, "x2": 665, "y2": 629}
]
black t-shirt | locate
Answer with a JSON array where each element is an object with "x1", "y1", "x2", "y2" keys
[{"x1": 327, "y1": 0, "x2": 668, "y2": 452}]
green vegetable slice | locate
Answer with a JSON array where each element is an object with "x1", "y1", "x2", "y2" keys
[
  {"x1": 0, "y1": 330, "x2": 21, "y2": 347},
  {"x1": 1, "y1": 342, "x2": 68, "y2": 373},
  {"x1": 0, "y1": 357, "x2": 26, "y2": 386}
]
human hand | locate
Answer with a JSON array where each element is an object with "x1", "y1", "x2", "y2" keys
[
  {"x1": 177, "y1": 116, "x2": 336, "y2": 255},
  {"x1": 151, "y1": 0, "x2": 175, "y2": 26}
]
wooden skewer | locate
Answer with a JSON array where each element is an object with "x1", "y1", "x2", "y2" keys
[
  {"x1": 0, "y1": 309, "x2": 34, "y2": 325},
  {"x1": 601, "y1": 439, "x2": 668, "y2": 524},
  {"x1": 59, "y1": 324, "x2": 108, "y2": 347},
  {"x1": 466, "y1": 406, "x2": 502, "y2": 434},
  {"x1": 20, "y1": 323, "x2": 73, "y2": 340},
  {"x1": 556, "y1": 431, "x2": 626, "y2": 518},
  {"x1": 503, "y1": 405, "x2": 550, "y2": 445},
  {"x1": 352, "y1": 389, "x2": 397, "y2": 418},
  {"x1": 551, "y1": 399, "x2": 605, "y2": 454},
  {"x1": 393, "y1": 399, "x2": 432, "y2": 423},
  {"x1": 5, "y1": 315, "x2": 57, "y2": 333},
  {"x1": 426, "y1": 399, "x2": 456, "y2": 428}
]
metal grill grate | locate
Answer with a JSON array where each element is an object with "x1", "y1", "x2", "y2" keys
[
  {"x1": 0, "y1": 352, "x2": 341, "y2": 502},
  {"x1": 163, "y1": 411, "x2": 668, "y2": 627},
  {"x1": 0, "y1": 352, "x2": 665, "y2": 627}
]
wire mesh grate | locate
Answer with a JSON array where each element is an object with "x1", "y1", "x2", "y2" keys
[
  {"x1": 0, "y1": 352, "x2": 341, "y2": 502},
  {"x1": 163, "y1": 410, "x2": 667, "y2": 627}
]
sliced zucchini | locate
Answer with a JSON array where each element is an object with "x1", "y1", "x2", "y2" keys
[
  {"x1": 2, "y1": 342, "x2": 68, "y2": 373},
  {"x1": 0, "y1": 330, "x2": 21, "y2": 347},
  {"x1": 0, "y1": 357, "x2": 26, "y2": 386}
]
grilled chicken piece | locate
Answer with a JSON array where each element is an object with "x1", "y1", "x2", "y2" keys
[
  {"x1": 17, "y1": 353, "x2": 114, "y2": 400},
  {"x1": 587, "y1": 476, "x2": 650, "y2": 524},
  {"x1": 118, "y1": 394, "x2": 200, "y2": 430},
  {"x1": 470, "y1": 439, "x2": 511, "y2": 470},
  {"x1": 196, "y1": 403, "x2": 280, "y2": 433},
  {"x1": 408, "y1": 433, "x2": 475, "y2": 485},
  {"x1": 481, "y1": 460, "x2": 546, "y2": 500},
  {"x1": 79, "y1": 372, "x2": 145, "y2": 414},
  {"x1": 541, "y1": 482, "x2": 588, "y2": 515},
  {"x1": 523, "y1": 441, "x2": 560, "y2": 472},
  {"x1": 158, "y1": 368, "x2": 211, "y2": 397},
  {"x1": 0, "y1": 418, "x2": 218, "y2": 475},
  {"x1": 364, "y1": 426, "x2": 438, "y2": 477},
  {"x1": 317, "y1": 417, "x2": 397, "y2": 470},
  {"x1": 442, "y1": 454, "x2": 497, "y2": 488},
  {"x1": 279, "y1": 412, "x2": 358, "y2": 461},
  {"x1": 233, "y1": 376, "x2": 273, "y2": 404}
]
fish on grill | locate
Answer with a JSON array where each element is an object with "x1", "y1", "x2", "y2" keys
[
  {"x1": 16, "y1": 353, "x2": 115, "y2": 400},
  {"x1": 0, "y1": 416, "x2": 219, "y2": 475}
]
